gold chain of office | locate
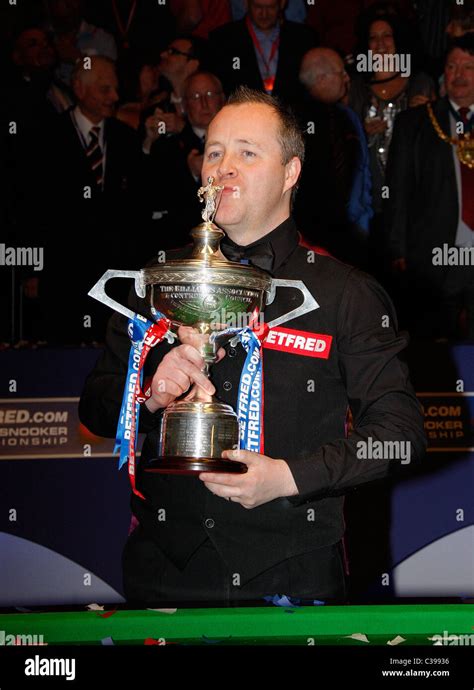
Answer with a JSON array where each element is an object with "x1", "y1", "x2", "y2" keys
[{"x1": 427, "y1": 102, "x2": 474, "y2": 169}]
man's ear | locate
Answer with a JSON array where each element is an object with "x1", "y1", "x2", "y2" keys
[
  {"x1": 283, "y1": 156, "x2": 302, "y2": 195},
  {"x1": 72, "y1": 78, "x2": 84, "y2": 102}
]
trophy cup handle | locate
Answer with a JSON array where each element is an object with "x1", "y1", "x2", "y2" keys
[
  {"x1": 265, "y1": 279, "x2": 319, "y2": 329},
  {"x1": 88, "y1": 269, "x2": 146, "y2": 321}
]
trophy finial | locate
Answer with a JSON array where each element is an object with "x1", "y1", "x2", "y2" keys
[{"x1": 197, "y1": 176, "x2": 224, "y2": 224}]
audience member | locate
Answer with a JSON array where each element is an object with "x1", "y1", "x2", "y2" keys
[
  {"x1": 139, "y1": 36, "x2": 204, "y2": 154},
  {"x1": 115, "y1": 61, "x2": 162, "y2": 130},
  {"x1": 295, "y1": 47, "x2": 372, "y2": 266},
  {"x1": 143, "y1": 71, "x2": 226, "y2": 248},
  {"x1": 230, "y1": 0, "x2": 307, "y2": 24},
  {"x1": 84, "y1": 0, "x2": 175, "y2": 60},
  {"x1": 2, "y1": 0, "x2": 472, "y2": 344},
  {"x1": 80, "y1": 0, "x2": 175, "y2": 103},
  {"x1": 446, "y1": 1, "x2": 474, "y2": 39},
  {"x1": 209, "y1": 0, "x2": 316, "y2": 103},
  {"x1": 350, "y1": 13, "x2": 435, "y2": 215},
  {"x1": 438, "y1": 2, "x2": 474, "y2": 97},
  {"x1": 42, "y1": 0, "x2": 117, "y2": 87},
  {"x1": 386, "y1": 35, "x2": 474, "y2": 339},
  {"x1": 32, "y1": 56, "x2": 144, "y2": 344},
  {"x1": 6, "y1": 27, "x2": 64, "y2": 129}
]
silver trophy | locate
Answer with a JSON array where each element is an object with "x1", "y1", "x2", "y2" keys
[{"x1": 88, "y1": 178, "x2": 318, "y2": 473}]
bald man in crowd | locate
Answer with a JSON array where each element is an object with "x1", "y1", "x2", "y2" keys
[
  {"x1": 294, "y1": 47, "x2": 372, "y2": 266},
  {"x1": 31, "y1": 56, "x2": 144, "y2": 344}
]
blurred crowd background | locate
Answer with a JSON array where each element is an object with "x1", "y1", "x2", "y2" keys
[{"x1": 1, "y1": 0, "x2": 473, "y2": 346}]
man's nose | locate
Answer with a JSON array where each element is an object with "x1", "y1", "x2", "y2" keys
[
  {"x1": 217, "y1": 153, "x2": 237, "y2": 178},
  {"x1": 455, "y1": 64, "x2": 469, "y2": 76}
]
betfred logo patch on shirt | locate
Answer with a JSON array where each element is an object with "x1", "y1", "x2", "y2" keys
[{"x1": 263, "y1": 326, "x2": 333, "y2": 359}]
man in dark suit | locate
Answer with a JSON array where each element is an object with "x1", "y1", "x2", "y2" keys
[
  {"x1": 79, "y1": 86, "x2": 426, "y2": 606},
  {"x1": 142, "y1": 71, "x2": 225, "y2": 248},
  {"x1": 386, "y1": 34, "x2": 474, "y2": 339},
  {"x1": 34, "y1": 55, "x2": 144, "y2": 343},
  {"x1": 209, "y1": 0, "x2": 316, "y2": 104},
  {"x1": 294, "y1": 47, "x2": 372, "y2": 267}
]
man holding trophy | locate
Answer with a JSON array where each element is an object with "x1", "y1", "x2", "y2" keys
[{"x1": 79, "y1": 87, "x2": 426, "y2": 605}]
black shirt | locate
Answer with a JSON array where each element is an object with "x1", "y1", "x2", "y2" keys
[{"x1": 79, "y1": 217, "x2": 426, "y2": 582}]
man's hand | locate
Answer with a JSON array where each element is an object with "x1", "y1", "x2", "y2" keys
[
  {"x1": 144, "y1": 107, "x2": 185, "y2": 145},
  {"x1": 364, "y1": 116, "x2": 388, "y2": 137},
  {"x1": 199, "y1": 449, "x2": 299, "y2": 508},
  {"x1": 187, "y1": 148, "x2": 204, "y2": 179},
  {"x1": 144, "y1": 326, "x2": 224, "y2": 413}
]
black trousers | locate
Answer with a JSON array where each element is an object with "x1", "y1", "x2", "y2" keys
[{"x1": 122, "y1": 526, "x2": 348, "y2": 607}]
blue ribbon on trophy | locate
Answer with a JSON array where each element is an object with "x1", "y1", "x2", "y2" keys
[{"x1": 210, "y1": 325, "x2": 266, "y2": 454}]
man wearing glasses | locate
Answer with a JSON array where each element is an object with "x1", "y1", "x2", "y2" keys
[
  {"x1": 158, "y1": 38, "x2": 202, "y2": 114},
  {"x1": 142, "y1": 37, "x2": 202, "y2": 154},
  {"x1": 143, "y1": 71, "x2": 225, "y2": 245}
]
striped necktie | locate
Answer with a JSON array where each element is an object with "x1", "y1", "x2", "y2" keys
[{"x1": 86, "y1": 125, "x2": 104, "y2": 188}]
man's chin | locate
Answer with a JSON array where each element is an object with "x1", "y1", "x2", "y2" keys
[
  {"x1": 214, "y1": 210, "x2": 241, "y2": 230},
  {"x1": 449, "y1": 89, "x2": 470, "y2": 100}
]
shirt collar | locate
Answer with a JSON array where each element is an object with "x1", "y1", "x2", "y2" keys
[
  {"x1": 192, "y1": 125, "x2": 206, "y2": 140},
  {"x1": 221, "y1": 217, "x2": 299, "y2": 273},
  {"x1": 251, "y1": 19, "x2": 280, "y2": 43},
  {"x1": 73, "y1": 105, "x2": 104, "y2": 144},
  {"x1": 449, "y1": 99, "x2": 474, "y2": 116}
]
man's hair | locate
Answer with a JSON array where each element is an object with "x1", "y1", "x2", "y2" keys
[
  {"x1": 184, "y1": 71, "x2": 224, "y2": 99},
  {"x1": 299, "y1": 48, "x2": 342, "y2": 89},
  {"x1": 227, "y1": 86, "x2": 305, "y2": 167},
  {"x1": 175, "y1": 35, "x2": 206, "y2": 63},
  {"x1": 446, "y1": 33, "x2": 474, "y2": 61},
  {"x1": 70, "y1": 55, "x2": 116, "y2": 87}
]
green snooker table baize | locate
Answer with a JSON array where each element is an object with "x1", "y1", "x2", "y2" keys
[{"x1": 0, "y1": 604, "x2": 472, "y2": 646}]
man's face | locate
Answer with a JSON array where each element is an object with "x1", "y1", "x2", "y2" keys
[
  {"x1": 310, "y1": 55, "x2": 349, "y2": 104},
  {"x1": 368, "y1": 20, "x2": 396, "y2": 55},
  {"x1": 247, "y1": 0, "x2": 283, "y2": 32},
  {"x1": 75, "y1": 63, "x2": 119, "y2": 122},
  {"x1": 185, "y1": 75, "x2": 225, "y2": 129},
  {"x1": 160, "y1": 39, "x2": 194, "y2": 80},
  {"x1": 446, "y1": 21, "x2": 465, "y2": 39},
  {"x1": 202, "y1": 103, "x2": 298, "y2": 238},
  {"x1": 14, "y1": 29, "x2": 55, "y2": 71},
  {"x1": 445, "y1": 48, "x2": 474, "y2": 105}
]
